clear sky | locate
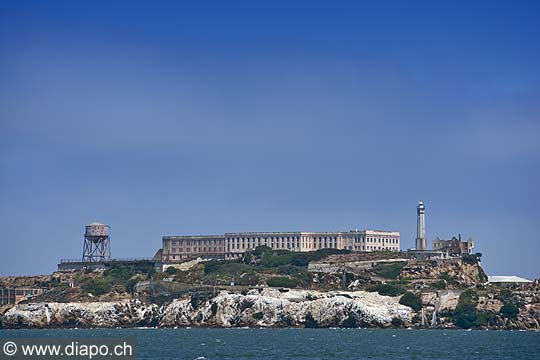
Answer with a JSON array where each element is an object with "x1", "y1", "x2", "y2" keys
[{"x1": 1, "y1": 1, "x2": 539, "y2": 279}]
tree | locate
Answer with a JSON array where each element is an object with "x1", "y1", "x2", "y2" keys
[
  {"x1": 500, "y1": 302, "x2": 518, "y2": 319},
  {"x1": 399, "y1": 292, "x2": 422, "y2": 311}
]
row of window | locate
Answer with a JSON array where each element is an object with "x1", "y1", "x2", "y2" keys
[
  {"x1": 169, "y1": 247, "x2": 223, "y2": 253},
  {"x1": 169, "y1": 239, "x2": 222, "y2": 246},
  {"x1": 353, "y1": 245, "x2": 400, "y2": 251},
  {"x1": 165, "y1": 236, "x2": 399, "y2": 255},
  {"x1": 359, "y1": 237, "x2": 399, "y2": 244},
  {"x1": 167, "y1": 236, "x2": 398, "y2": 248}
]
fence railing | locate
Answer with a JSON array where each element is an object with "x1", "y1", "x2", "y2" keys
[{"x1": 60, "y1": 257, "x2": 153, "y2": 264}]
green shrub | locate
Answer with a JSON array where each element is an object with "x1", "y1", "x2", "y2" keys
[
  {"x1": 399, "y1": 292, "x2": 422, "y2": 311},
  {"x1": 81, "y1": 278, "x2": 111, "y2": 296},
  {"x1": 367, "y1": 284, "x2": 406, "y2": 297},
  {"x1": 305, "y1": 312, "x2": 318, "y2": 328},
  {"x1": 452, "y1": 289, "x2": 494, "y2": 329},
  {"x1": 432, "y1": 280, "x2": 446, "y2": 290},
  {"x1": 459, "y1": 289, "x2": 477, "y2": 306},
  {"x1": 500, "y1": 302, "x2": 518, "y2": 319},
  {"x1": 252, "y1": 312, "x2": 264, "y2": 320},
  {"x1": 253, "y1": 245, "x2": 272, "y2": 257},
  {"x1": 454, "y1": 305, "x2": 494, "y2": 328},
  {"x1": 204, "y1": 260, "x2": 222, "y2": 274},
  {"x1": 462, "y1": 254, "x2": 480, "y2": 264},
  {"x1": 125, "y1": 278, "x2": 138, "y2": 293},
  {"x1": 291, "y1": 270, "x2": 313, "y2": 287},
  {"x1": 291, "y1": 253, "x2": 310, "y2": 267},
  {"x1": 204, "y1": 261, "x2": 251, "y2": 278},
  {"x1": 277, "y1": 265, "x2": 302, "y2": 275},
  {"x1": 454, "y1": 302, "x2": 476, "y2": 325},
  {"x1": 309, "y1": 248, "x2": 352, "y2": 261},
  {"x1": 475, "y1": 312, "x2": 495, "y2": 326},
  {"x1": 438, "y1": 272, "x2": 459, "y2": 286},
  {"x1": 237, "y1": 272, "x2": 260, "y2": 286},
  {"x1": 242, "y1": 252, "x2": 255, "y2": 265},
  {"x1": 190, "y1": 291, "x2": 213, "y2": 309},
  {"x1": 497, "y1": 289, "x2": 513, "y2": 303},
  {"x1": 165, "y1": 267, "x2": 178, "y2": 275},
  {"x1": 372, "y1": 262, "x2": 406, "y2": 279},
  {"x1": 261, "y1": 252, "x2": 295, "y2": 268},
  {"x1": 104, "y1": 264, "x2": 134, "y2": 284},
  {"x1": 266, "y1": 277, "x2": 299, "y2": 288}
]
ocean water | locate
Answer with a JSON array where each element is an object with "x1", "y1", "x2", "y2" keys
[{"x1": 1, "y1": 328, "x2": 539, "y2": 360}]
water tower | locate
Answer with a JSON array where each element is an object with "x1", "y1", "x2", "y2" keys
[{"x1": 82, "y1": 221, "x2": 111, "y2": 262}]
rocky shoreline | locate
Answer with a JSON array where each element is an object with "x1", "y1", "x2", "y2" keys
[
  {"x1": 1, "y1": 289, "x2": 411, "y2": 329},
  {"x1": 2, "y1": 287, "x2": 539, "y2": 330}
]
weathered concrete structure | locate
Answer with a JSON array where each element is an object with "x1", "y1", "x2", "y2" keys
[
  {"x1": 82, "y1": 221, "x2": 111, "y2": 263},
  {"x1": 161, "y1": 229, "x2": 400, "y2": 262},
  {"x1": 432, "y1": 234, "x2": 474, "y2": 256},
  {"x1": 0, "y1": 287, "x2": 46, "y2": 305}
]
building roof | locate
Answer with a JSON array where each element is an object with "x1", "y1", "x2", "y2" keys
[
  {"x1": 86, "y1": 221, "x2": 107, "y2": 226},
  {"x1": 488, "y1": 275, "x2": 532, "y2": 283}
]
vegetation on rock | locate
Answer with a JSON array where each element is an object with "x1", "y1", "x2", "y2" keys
[
  {"x1": 462, "y1": 253, "x2": 482, "y2": 265},
  {"x1": 451, "y1": 289, "x2": 496, "y2": 329},
  {"x1": 500, "y1": 302, "x2": 518, "y2": 319},
  {"x1": 399, "y1": 291, "x2": 422, "y2": 311},
  {"x1": 367, "y1": 283, "x2": 406, "y2": 297},
  {"x1": 371, "y1": 262, "x2": 406, "y2": 279},
  {"x1": 252, "y1": 312, "x2": 263, "y2": 320},
  {"x1": 266, "y1": 277, "x2": 299, "y2": 288}
]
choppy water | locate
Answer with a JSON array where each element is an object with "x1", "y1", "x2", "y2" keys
[{"x1": 1, "y1": 328, "x2": 539, "y2": 359}]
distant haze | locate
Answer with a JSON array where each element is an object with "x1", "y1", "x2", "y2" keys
[{"x1": 1, "y1": 1, "x2": 539, "y2": 279}]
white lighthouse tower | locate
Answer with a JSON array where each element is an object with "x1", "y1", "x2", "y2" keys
[{"x1": 416, "y1": 201, "x2": 427, "y2": 251}]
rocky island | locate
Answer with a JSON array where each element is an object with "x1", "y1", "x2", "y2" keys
[{"x1": 1, "y1": 248, "x2": 539, "y2": 330}]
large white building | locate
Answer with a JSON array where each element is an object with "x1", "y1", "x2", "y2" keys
[{"x1": 161, "y1": 229, "x2": 400, "y2": 262}]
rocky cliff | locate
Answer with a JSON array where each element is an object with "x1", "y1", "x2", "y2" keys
[
  {"x1": 400, "y1": 258, "x2": 488, "y2": 287},
  {"x1": 1, "y1": 289, "x2": 411, "y2": 329}
]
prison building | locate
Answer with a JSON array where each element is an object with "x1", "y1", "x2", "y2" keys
[
  {"x1": 0, "y1": 288, "x2": 15, "y2": 305},
  {"x1": 161, "y1": 229, "x2": 400, "y2": 262},
  {"x1": 0, "y1": 287, "x2": 46, "y2": 305},
  {"x1": 432, "y1": 234, "x2": 474, "y2": 257}
]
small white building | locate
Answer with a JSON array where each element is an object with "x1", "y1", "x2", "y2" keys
[{"x1": 487, "y1": 275, "x2": 533, "y2": 287}]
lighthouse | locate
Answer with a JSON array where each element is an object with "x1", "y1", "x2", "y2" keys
[{"x1": 416, "y1": 201, "x2": 427, "y2": 251}]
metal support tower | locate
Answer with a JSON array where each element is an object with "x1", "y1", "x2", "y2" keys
[{"x1": 82, "y1": 222, "x2": 111, "y2": 262}]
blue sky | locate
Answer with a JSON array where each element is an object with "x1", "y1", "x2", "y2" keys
[{"x1": 1, "y1": 1, "x2": 539, "y2": 279}]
